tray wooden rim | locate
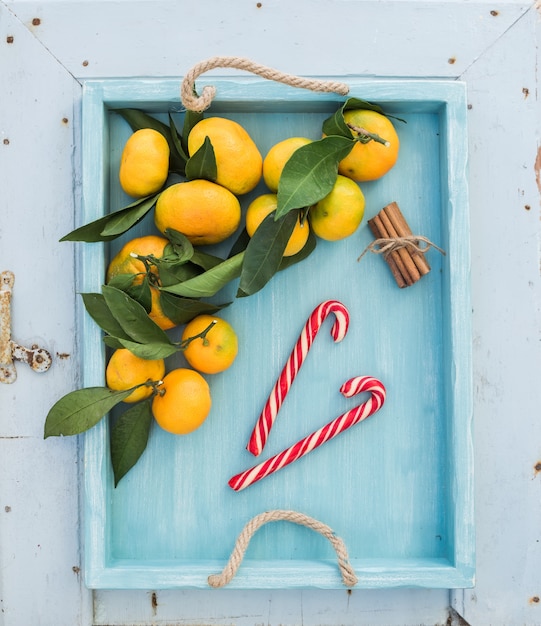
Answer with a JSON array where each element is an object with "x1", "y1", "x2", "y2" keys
[{"x1": 80, "y1": 76, "x2": 474, "y2": 590}]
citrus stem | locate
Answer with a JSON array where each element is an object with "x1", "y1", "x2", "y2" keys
[
  {"x1": 177, "y1": 320, "x2": 217, "y2": 351},
  {"x1": 130, "y1": 253, "x2": 161, "y2": 285},
  {"x1": 346, "y1": 123, "x2": 390, "y2": 147},
  {"x1": 299, "y1": 207, "x2": 309, "y2": 226},
  {"x1": 122, "y1": 379, "x2": 165, "y2": 398},
  {"x1": 147, "y1": 379, "x2": 166, "y2": 396}
]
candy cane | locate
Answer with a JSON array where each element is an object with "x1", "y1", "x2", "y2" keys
[
  {"x1": 246, "y1": 300, "x2": 350, "y2": 457},
  {"x1": 230, "y1": 375, "x2": 386, "y2": 492}
]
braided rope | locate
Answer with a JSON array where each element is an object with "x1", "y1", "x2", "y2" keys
[
  {"x1": 181, "y1": 56, "x2": 350, "y2": 112},
  {"x1": 208, "y1": 509, "x2": 358, "y2": 588}
]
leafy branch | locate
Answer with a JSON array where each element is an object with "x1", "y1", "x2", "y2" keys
[
  {"x1": 44, "y1": 301, "x2": 218, "y2": 486},
  {"x1": 49, "y1": 95, "x2": 399, "y2": 487}
]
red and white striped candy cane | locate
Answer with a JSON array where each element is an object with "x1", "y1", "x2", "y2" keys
[
  {"x1": 246, "y1": 300, "x2": 350, "y2": 457},
  {"x1": 230, "y1": 375, "x2": 386, "y2": 492}
]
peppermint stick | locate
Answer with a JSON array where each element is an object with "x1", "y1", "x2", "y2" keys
[
  {"x1": 246, "y1": 300, "x2": 350, "y2": 457},
  {"x1": 230, "y1": 375, "x2": 386, "y2": 492}
]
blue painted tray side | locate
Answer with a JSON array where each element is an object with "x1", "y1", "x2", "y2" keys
[{"x1": 80, "y1": 77, "x2": 473, "y2": 589}]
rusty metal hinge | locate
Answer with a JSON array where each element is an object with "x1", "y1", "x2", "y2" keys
[{"x1": 0, "y1": 270, "x2": 52, "y2": 384}]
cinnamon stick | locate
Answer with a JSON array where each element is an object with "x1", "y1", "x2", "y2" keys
[
  {"x1": 368, "y1": 214, "x2": 413, "y2": 287},
  {"x1": 383, "y1": 202, "x2": 430, "y2": 276},
  {"x1": 378, "y1": 210, "x2": 421, "y2": 284},
  {"x1": 366, "y1": 202, "x2": 433, "y2": 288}
]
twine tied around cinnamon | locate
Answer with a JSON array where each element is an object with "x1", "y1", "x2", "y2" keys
[
  {"x1": 181, "y1": 56, "x2": 350, "y2": 112},
  {"x1": 207, "y1": 509, "x2": 358, "y2": 588},
  {"x1": 362, "y1": 203, "x2": 446, "y2": 288},
  {"x1": 357, "y1": 235, "x2": 446, "y2": 262}
]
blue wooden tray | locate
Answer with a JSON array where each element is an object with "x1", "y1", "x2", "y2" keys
[{"x1": 79, "y1": 77, "x2": 473, "y2": 589}]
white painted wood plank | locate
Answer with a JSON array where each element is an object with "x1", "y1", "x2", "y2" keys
[
  {"x1": 0, "y1": 438, "x2": 89, "y2": 626},
  {"x1": 449, "y1": 5, "x2": 541, "y2": 624},
  {"x1": 1, "y1": 0, "x2": 540, "y2": 624},
  {"x1": 0, "y1": 5, "x2": 93, "y2": 625},
  {"x1": 0, "y1": 8, "x2": 78, "y2": 438},
  {"x1": 94, "y1": 588, "x2": 451, "y2": 626},
  {"x1": 5, "y1": 1, "x2": 531, "y2": 80}
]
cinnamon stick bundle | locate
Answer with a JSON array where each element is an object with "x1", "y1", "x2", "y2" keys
[{"x1": 367, "y1": 202, "x2": 431, "y2": 288}]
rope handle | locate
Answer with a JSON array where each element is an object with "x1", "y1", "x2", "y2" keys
[
  {"x1": 207, "y1": 509, "x2": 358, "y2": 588},
  {"x1": 181, "y1": 56, "x2": 350, "y2": 112}
]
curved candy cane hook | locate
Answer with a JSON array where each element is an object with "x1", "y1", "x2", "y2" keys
[
  {"x1": 230, "y1": 375, "x2": 386, "y2": 492},
  {"x1": 246, "y1": 300, "x2": 350, "y2": 457}
]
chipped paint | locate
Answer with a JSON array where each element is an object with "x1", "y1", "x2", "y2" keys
[
  {"x1": 150, "y1": 591, "x2": 158, "y2": 616},
  {"x1": 11, "y1": 343, "x2": 52, "y2": 373},
  {"x1": 535, "y1": 145, "x2": 541, "y2": 201}
]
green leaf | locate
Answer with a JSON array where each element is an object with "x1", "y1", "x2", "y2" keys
[
  {"x1": 164, "y1": 229, "x2": 195, "y2": 262},
  {"x1": 161, "y1": 252, "x2": 245, "y2": 298},
  {"x1": 140, "y1": 232, "x2": 198, "y2": 286},
  {"x1": 228, "y1": 228, "x2": 251, "y2": 258},
  {"x1": 107, "y1": 273, "x2": 139, "y2": 291},
  {"x1": 343, "y1": 97, "x2": 407, "y2": 124},
  {"x1": 275, "y1": 136, "x2": 355, "y2": 219},
  {"x1": 110, "y1": 399, "x2": 153, "y2": 486},
  {"x1": 322, "y1": 97, "x2": 406, "y2": 138},
  {"x1": 168, "y1": 112, "x2": 189, "y2": 162},
  {"x1": 190, "y1": 250, "x2": 226, "y2": 271},
  {"x1": 126, "y1": 275, "x2": 152, "y2": 312},
  {"x1": 238, "y1": 210, "x2": 298, "y2": 297},
  {"x1": 60, "y1": 195, "x2": 157, "y2": 242},
  {"x1": 278, "y1": 228, "x2": 317, "y2": 271},
  {"x1": 115, "y1": 108, "x2": 171, "y2": 136},
  {"x1": 158, "y1": 261, "x2": 202, "y2": 287},
  {"x1": 185, "y1": 136, "x2": 217, "y2": 182},
  {"x1": 322, "y1": 98, "x2": 386, "y2": 138},
  {"x1": 108, "y1": 337, "x2": 178, "y2": 359},
  {"x1": 60, "y1": 214, "x2": 118, "y2": 243},
  {"x1": 159, "y1": 291, "x2": 231, "y2": 325},
  {"x1": 182, "y1": 109, "x2": 204, "y2": 152},
  {"x1": 164, "y1": 230, "x2": 224, "y2": 271},
  {"x1": 101, "y1": 285, "x2": 173, "y2": 346},
  {"x1": 100, "y1": 195, "x2": 159, "y2": 237},
  {"x1": 102, "y1": 336, "x2": 126, "y2": 350},
  {"x1": 114, "y1": 108, "x2": 186, "y2": 174},
  {"x1": 343, "y1": 97, "x2": 386, "y2": 113},
  {"x1": 81, "y1": 292, "x2": 132, "y2": 340},
  {"x1": 156, "y1": 251, "x2": 225, "y2": 288},
  {"x1": 44, "y1": 387, "x2": 133, "y2": 438}
]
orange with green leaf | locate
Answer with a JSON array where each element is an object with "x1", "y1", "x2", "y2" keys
[{"x1": 46, "y1": 96, "x2": 403, "y2": 485}]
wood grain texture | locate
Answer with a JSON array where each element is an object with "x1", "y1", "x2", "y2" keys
[
  {"x1": 0, "y1": 5, "x2": 93, "y2": 625},
  {"x1": 1, "y1": 0, "x2": 539, "y2": 623},
  {"x1": 451, "y1": 6, "x2": 541, "y2": 626},
  {"x1": 3, "y1": 1, "x2": 532, "y2": 80}
]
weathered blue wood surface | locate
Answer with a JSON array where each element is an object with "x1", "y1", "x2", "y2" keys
[
  {"x1": 1, "y1": 1, "x2": 539, "y2": 624},
  {"x1": 80, "y1": 78, "x2": 473, "y2": 591}
]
